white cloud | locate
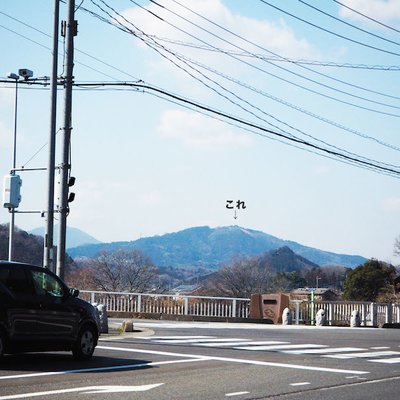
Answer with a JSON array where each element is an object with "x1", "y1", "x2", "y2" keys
[
  {"x1": 338, "y1": 0, "x2": 400, "y2": 24},
  {"x1": 121, "y1": 0, "x2": 320, "y2": 63},
  {"x1": 157, "y1": 109, "x2": 253, "y2": 151}
]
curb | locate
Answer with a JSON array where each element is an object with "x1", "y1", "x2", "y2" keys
[{"x1": 99, "y1": 323, "x2": 155, "y2": 341}]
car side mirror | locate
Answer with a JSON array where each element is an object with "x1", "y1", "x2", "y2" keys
[{"x1": 69, "y1": 288, "x2": 80, "y2": 298}]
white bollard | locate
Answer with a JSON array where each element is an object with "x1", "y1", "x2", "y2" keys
[
  {"x1": 350, "y1": 310, "x2": 361, "y2": 327},
  {"x1": 316, "y1": 309, "x2": 327, "y2": 326},
  {"x1": 282, "y1": 307, "x2": 292, "y2": 325}
]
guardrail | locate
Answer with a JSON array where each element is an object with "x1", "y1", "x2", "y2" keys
[{"x1": 80, "y1": 290, "x2": 400, "y2": 327}]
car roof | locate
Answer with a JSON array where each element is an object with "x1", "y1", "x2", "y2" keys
[{"x1": 0, "y1": 260, "x2": 42, "y2": 269}]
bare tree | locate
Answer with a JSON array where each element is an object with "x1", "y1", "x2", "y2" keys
[
  {"x1": 207, "y1": 256, "x2": 272, "y2": 298},
  {"x1": 90, "y1": 248, "x2": 159, "y2": 292},
  {"x1": 121, "y1": 250, "x2": 160, "y2": 292}
]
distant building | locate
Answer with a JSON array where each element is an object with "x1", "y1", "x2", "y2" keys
[
  {"x1": 172, "y1": 284, "x2": 200, "y2": 296},
  {"x1": 290, "y1": 288, "x2": 340, "y2": 301}
]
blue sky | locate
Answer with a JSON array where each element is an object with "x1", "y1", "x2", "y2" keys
[{"x1": 1, "y1": 0, "x2": 400, "y2": 263}]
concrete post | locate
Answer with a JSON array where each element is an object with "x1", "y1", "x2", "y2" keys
[
  {"x1": 316, "y1": 309, "x2": 327, "y2": 326},
  {"x1": 350, "y1": 310, "x2": 361, "y2": 327},
  {"x1": 370, "y1": 303, "x2": 378, "y2": 327},
  {"x1": 282, "y1": 307, "x2": 292, "y2": 325}
]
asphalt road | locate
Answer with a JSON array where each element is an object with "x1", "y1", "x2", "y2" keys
[{"x1": 1, "y1": 320, "x2": 400, "y2": 399}]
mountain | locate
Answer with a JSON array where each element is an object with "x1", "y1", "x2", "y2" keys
[
  {"x1": 29, "y1": 226, "x2": 102, "y2": 249},
  {"x1": 68, "y1": 225, "x2": 366, "y2": 269},
  {"x1": 258, "y1": 246, "x2": 320, "y2": 272}
]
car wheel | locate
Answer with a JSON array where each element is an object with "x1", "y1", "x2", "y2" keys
[{"x1": 72, "y1": 325, "x2": 96, "y2": 360}]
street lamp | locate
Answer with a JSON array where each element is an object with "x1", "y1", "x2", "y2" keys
[{"x1": 4, "y1": 69, "x2": 33, "y2": 260}]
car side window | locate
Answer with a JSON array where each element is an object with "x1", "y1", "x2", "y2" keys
[
  {"x1": 31, "y1": 270, "x2": 65, "y2": 298},
  {"x1": 0, "y1": 267, "x2": 34, "y2": 295}
]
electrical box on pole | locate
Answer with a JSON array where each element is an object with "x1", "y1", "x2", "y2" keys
[{"x1": 3, "y1": 175, "x2": 22, "y2": 209}]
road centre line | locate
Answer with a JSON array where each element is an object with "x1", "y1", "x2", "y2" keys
[
  {"x1": 0, "y1": 358, "x2": 204, "y2": 381},
  {"x1": 96, "y1": 345, "x2": 369, "y2": 375}
]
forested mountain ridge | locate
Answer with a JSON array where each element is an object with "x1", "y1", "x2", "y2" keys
[{"x1": 68, "y1": 225, "x2": 366, "y2": 269}]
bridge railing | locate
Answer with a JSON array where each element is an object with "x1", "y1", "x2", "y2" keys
[
  {"x1": 80, "y1": 290, "x2": 250, "y2": 319},
  {"x1": 80, "y1": 290, "x2": 400, "y2": 327}
]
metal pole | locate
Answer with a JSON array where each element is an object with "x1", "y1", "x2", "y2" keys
[
  {"x1": 44, "y1": 0, "x2": 60, "y2": 272},
  {"x1": 56, "y1": 0, "x2": 75, "y2": 279},
  {"x1": 8, "y1": 79, "x2": 18, "y2": 261}
]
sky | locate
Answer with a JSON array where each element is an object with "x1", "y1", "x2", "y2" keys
[{"x1": 1, "y1": 0, "x2": 400, "y2": 263}]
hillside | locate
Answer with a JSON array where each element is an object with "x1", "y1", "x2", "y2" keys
[
  {"x1": 68, "y1": 225, "x2": 366, "y2": 269},
  {"x1": 29, "y1": 226, "x2": 101, "y2": 249}
]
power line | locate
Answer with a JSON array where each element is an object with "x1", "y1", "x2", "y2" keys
[
  {"x1": 259, "y1": 0, "x2": 400, "y2": 57},
  {"x1": 0, "y1": 11, "x2": 140, "y2": 81},
  {"x1": 299, "y1": 0, "x2": 400, "y2": 48},
  {"x1": 166, "y1": 0, "x2": 400, "y2": 103},
  {"x1": 167, "y1": 51, "x2": 400, "y2": 154},
  {"x1": 90, "y1": 0, "x2": 389, "y2": 166},
  {"x1": 332, "y1": 0, "x2": 400, "y2": 35},
  {"x1": 127, "y1": 0, "x2": 400, "y2": 115},
  {"x1": 85, "y1": 0, "x2": 400, "y2": 157},
  {"x1": 72, "y1": 81, "x2": 400, "y2": 178},
  {"x1": 145, "y1": 35, "x2": 400, "y2": 71}
]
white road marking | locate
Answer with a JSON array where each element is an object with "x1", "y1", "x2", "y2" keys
[
  {"x1": 368, "y1": 357, "x2": 400, "y2": 364},
  {"x1": 325, "y1": 351, "x2": 400, "y2": 359},
  {"x1": 140, "y1": 336, "x2": 214, "y2": 340},
  {"x1": 0, "y1": 384, "x2": 163, "y2": 399},
  {"x1": 225, "y1": 391, "x2": 250, "y2": 397},
  {"x1": 236, "y1": 344, "x2": 328, "y2": 351},
  {"x1": 97, "y1": 345, "x2": 369, "y2": 375},
  {"x1": 290, "y1": 382, "x2": 310, "y2": 386},
  {"x1": 0, "y1": 359, "x2": 204, "y2": 381},
  {"x1": 153, "y1": 338, "x2": 245, "y2": 344},
  {"x1": 283, "y1": 347, "x2": 365, "y2": 355},
  {"x1": 370, "y1": 346, "x2": 390, "y2": 350},
  {"x1": 199, "y1": 340, "x2": 288, "y2": 347}
]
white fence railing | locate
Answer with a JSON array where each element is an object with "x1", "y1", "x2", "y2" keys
[{"x1": 80, "y1": 290, "x2": 400, "y2": 327}]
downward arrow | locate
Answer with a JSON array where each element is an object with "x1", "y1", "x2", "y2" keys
[{"x1": 234, "y1": 209, "x2": 238, "y2": 219}]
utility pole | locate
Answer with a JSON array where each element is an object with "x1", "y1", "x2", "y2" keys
[
  {"x1": 57, "y1": 0, "x2": 76, "y2": 279},
  {"x1": 44, "y1": 0, "x2": 60, "y2": 272},
  {"x1": 8, "y1": 76, "x2": 18, "y2": 261}
]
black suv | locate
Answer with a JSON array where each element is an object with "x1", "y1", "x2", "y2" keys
[{"x1": 0, "y1": 261, "x2": 99, "y2": 359}]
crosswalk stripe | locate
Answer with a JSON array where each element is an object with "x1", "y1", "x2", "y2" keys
[
  {"x1": 154, "y1": 338, "x2": 244, "y2": 344},
  {"x1": 368, "y1": 357, "x2": 400, "y2": 364},
  {"x1": 235, "y1": 344, "x2": 328, "y2": 351},
  {"x1": 199, "y1": 340, "x2": 289, "y2": 347},
  {"x1": 139, "y1": 336, "x2": 214, "y2": 340},
  {"x1": 325, "y1": 351, "x2": 400, "y2": 359},
  {"x1": 282, "y1": 347, "x2": 366, "y2": 355},
  {"x1": 138, "y1": 336, "x2": 400, "y2": 363}
]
